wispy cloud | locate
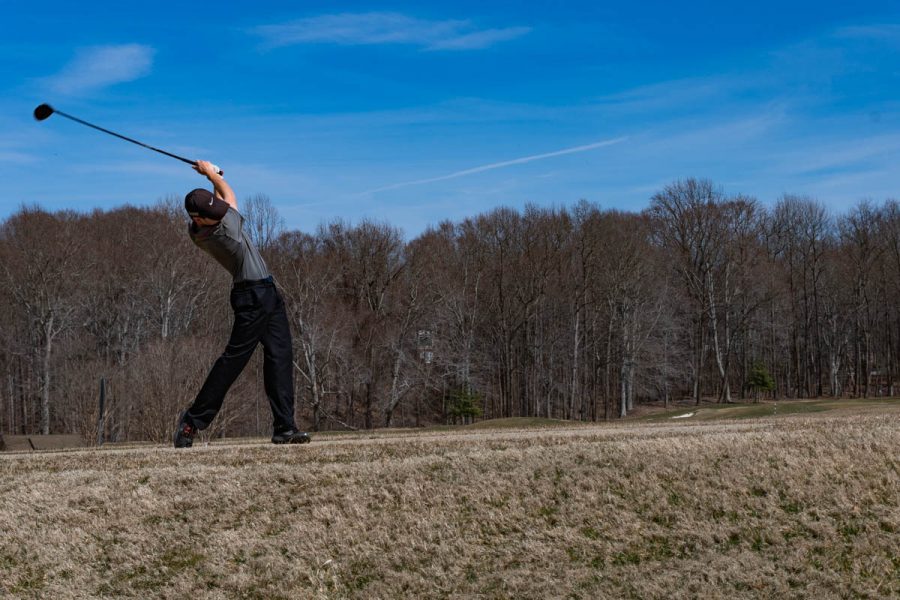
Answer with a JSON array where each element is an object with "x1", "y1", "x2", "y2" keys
[
  {"x1": 253, "y1": 12, "x2": 530, "y2": 51},
  {"x1": 363, "y1": 138, "x2": 628, "y2": 194},
  {"x1": 594, "y1": 22, "x2": 900, "y2": 120},
  {"x1": 769, "y1": 132, "x2": 900, "y2": 176},
  {"x1": 426, "y1": 27, "x2": 531, "y2": 50},
  {"x1": 0, "y1": 151, "x2": 36, "y2": 164},
  {"x1": 834, "y1": 24, "x2": 900, "y2": 44},
  {"x1": 593, "y1": 73, "x2": 762, "y2": 115},
  {"x1": 44, "y1": 44, "x2": 155, "y2": 95}
]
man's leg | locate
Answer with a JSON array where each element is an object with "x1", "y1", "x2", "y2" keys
[
  {"x1": 260, "y1": 287, "x2": 297, "y2": 433},
  {"x1": 186, "y1": 288, "x2": 268, "y2": 430}
]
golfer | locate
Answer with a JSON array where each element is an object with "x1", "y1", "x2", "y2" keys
[{"x1": 174, "y1": 160, "x2": 310, "y2": 447}]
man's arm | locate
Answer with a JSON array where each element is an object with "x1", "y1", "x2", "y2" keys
[{"x1": 194, "y1": 160, "x2": 237, "y2": 211}]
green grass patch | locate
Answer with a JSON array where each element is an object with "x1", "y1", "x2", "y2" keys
[
  {"x1": 463, "y1": 417, "x2": 581, "y2": 430},
  {"x1": 309, "y1": 416, "x2": 582, "y2": 439},
  {"x1": 636, "y1": 397, "x2": 900, "y2": 422}
]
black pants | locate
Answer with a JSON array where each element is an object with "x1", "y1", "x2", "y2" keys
[{"x1": 186, "y1": 279, "x2": 297, "y2": 433}]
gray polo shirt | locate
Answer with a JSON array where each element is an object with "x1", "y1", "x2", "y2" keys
[{"x1": 189, "y1": 207, "x2": 270, "y2": 283}]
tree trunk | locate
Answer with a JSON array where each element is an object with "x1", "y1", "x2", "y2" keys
[
  {"x1": 693, "y1": 310, "x2": 706, "y2": 406},
  {"x1": 605, "y1": 311, "x2": 614, "y2": 420},
  {"x1": 40, "y1": 317, "x2": 54, "y2": 435},
  {"x1": 385, "y1": 348, "x2": 403, "y2": 427},
  {"x1": 570, "y1": 306, "x2": 580, "y2": 421},
  {"x1": 307, "y1": 347, "x2": 321, "y2": 431},
  {"x1": 707, "y1": 270, "x2": 732, "y2": 404}
]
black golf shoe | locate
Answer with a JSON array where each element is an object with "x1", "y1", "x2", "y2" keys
[
  {"x1": 271, "y1": 430, "x2": 311, "y2": 445},
  {"x1": 174, "y1": 416, "x2": 197, "y2": 448}
]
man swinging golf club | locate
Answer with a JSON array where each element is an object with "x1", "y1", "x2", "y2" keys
[{"x1": 174, "y1": 160, "x2": 310, "y2": 447}]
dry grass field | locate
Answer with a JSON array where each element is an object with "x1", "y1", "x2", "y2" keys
[{"x1": 1, "y1": 401, "x2": 898, "y2": 599}]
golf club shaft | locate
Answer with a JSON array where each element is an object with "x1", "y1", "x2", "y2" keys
[{"x1": 52, "y1": 109, "x2": 222, "y2": 175}]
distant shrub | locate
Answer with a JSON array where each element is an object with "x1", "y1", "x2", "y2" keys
[
  {"x1": 447, "y1": 389, "x2": 483, "y2": 424},
  {"x1": 748, "y1": 362, "x2": 775, "y2": 402}
]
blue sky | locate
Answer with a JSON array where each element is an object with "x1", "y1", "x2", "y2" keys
[{"x1": 1, "y1": 1, "x2": 898, "y2": 236}]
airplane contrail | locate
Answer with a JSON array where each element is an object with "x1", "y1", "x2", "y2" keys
[{"x1": 363, "y1": 136, "x2": 628, "y2": 194}]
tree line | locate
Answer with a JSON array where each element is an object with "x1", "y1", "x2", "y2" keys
[{"x1": 1, "y1": 179, "x2": 897, "y2": 441}]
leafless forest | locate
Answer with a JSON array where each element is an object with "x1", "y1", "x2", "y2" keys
[{"x1": 1, "y1": 178, "x2": 898, "y2": 441}]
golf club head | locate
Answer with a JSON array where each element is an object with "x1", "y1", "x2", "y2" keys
[{"x1": 33, "y1": 104, "x2": 54, "y2": 121}]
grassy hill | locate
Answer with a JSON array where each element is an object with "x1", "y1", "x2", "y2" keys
[
  {"x1": 633, "y1": 396, "x2": 900, "y2": 422},
  {"x1": 1, "y1": 403, "x2": 898, "y2": 598}
]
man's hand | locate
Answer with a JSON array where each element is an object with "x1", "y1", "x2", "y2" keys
[
  {"x1": 193, "y1": 160, "x2": 223, "y2": 179},
  {"x1": 193, "y1": 160, "x2": 237, "y2": 210}
]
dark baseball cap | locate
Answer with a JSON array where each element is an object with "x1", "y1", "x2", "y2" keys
[{"x1": 184, "y1": 188, "x2": 229, "y2": 220}]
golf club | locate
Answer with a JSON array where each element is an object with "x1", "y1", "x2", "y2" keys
[{"x1": 33, "y1": 103, "x2": 222, "y2": 175}]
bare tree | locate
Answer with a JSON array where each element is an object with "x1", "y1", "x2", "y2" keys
[
  {"x1": 271, "y1": 231, "x2": 344, "y2": 431},
  {"x1": 0, "y1": 207, "x2": 87, "y2": 434},
  {"x1": 838, "y1": 201, "x2": 885, "y2": 397},
  {"x1": 242, "y1": 193, "x2": 285, "y2": 251},
  {"x1": 649, "y1": 179, "x2": 723, "y2": 404}
]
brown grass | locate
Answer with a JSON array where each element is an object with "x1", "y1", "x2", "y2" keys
[{"x1": 1, "y1": 409, "x2": 898, "y2": 599}]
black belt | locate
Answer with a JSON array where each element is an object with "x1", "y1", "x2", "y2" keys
[{"x1": 233, "y1": 275, "x2": 274, "y2": 290}]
